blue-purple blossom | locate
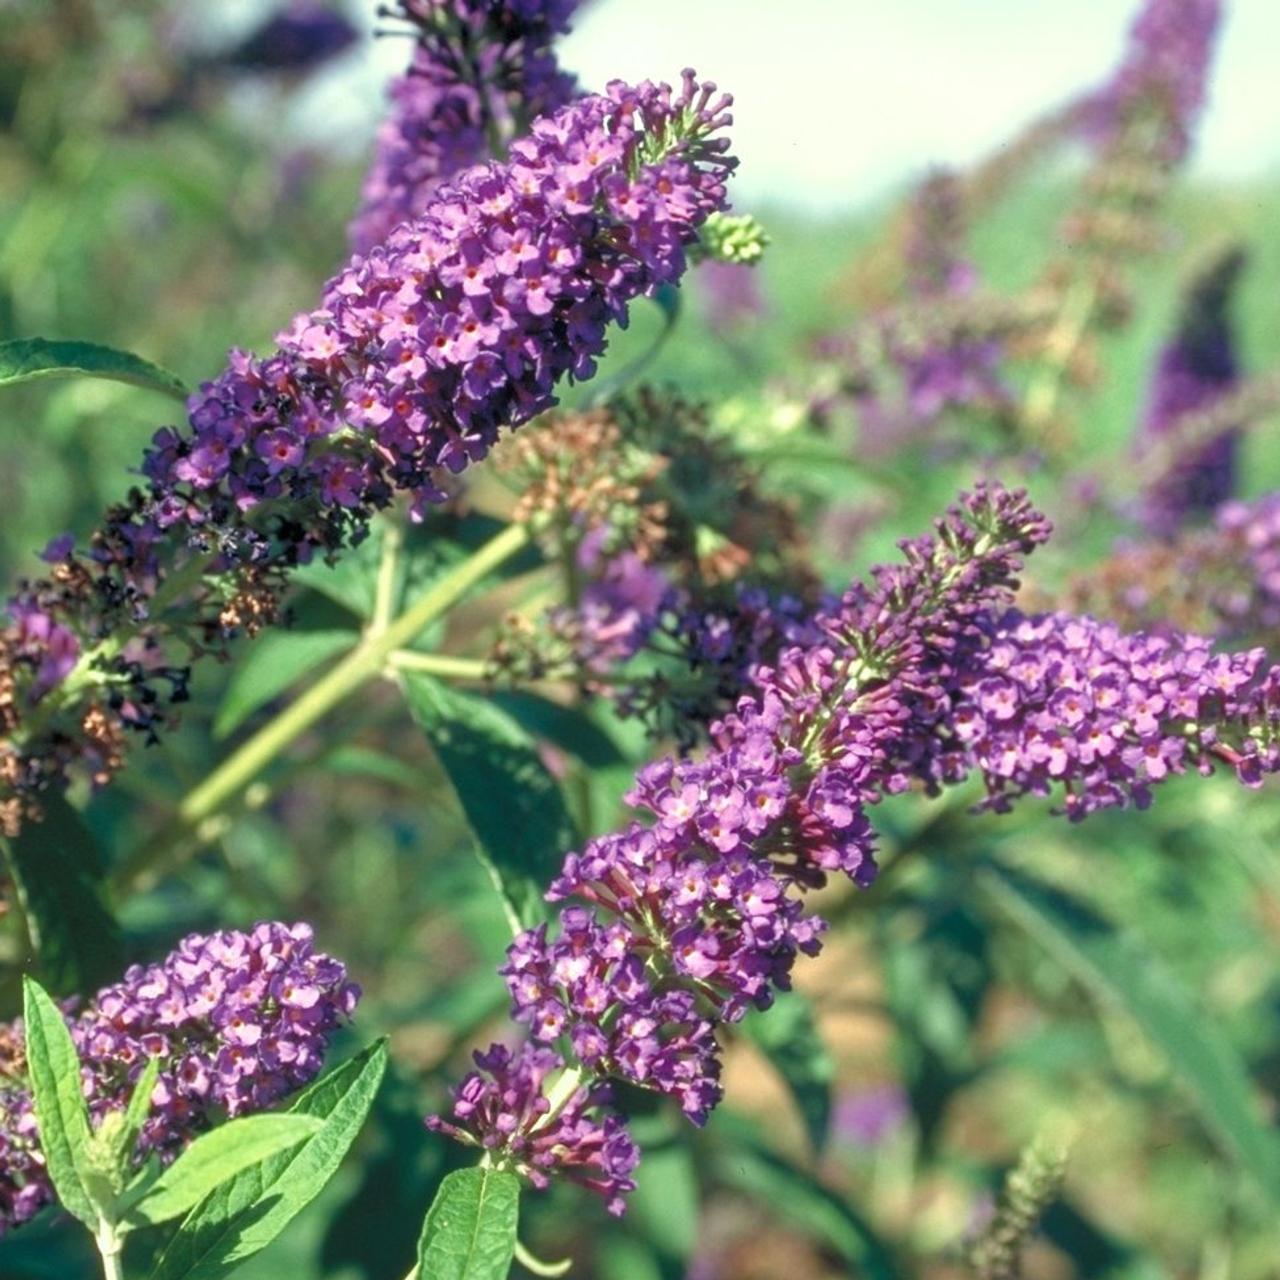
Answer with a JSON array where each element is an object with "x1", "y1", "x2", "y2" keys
[
  {"x1": 1134, "y1": 246, "x2": 1244, "y2": 535},
  {"x1": 434, "y1": 486, "x2": 1050, "y2": 1195},
  {"x1": 0, "y1": 922, "x2": 359, "y2": 1235},
  {"x1": 903, "y1": 608, "x2": 1280, "y2": 819},
  {"x1": 221, "y1": 2, "x2": 358, "y2": 73},
  {"x1": 1079, "y1": 0, "x2": 1222, "y2": 163},
  {"x1": 350, "y1": 0, "x2": 583, "y2": 252},
  {"x1": 1, "y1": 73, "x2": 736, "y2": 824},
  {"x1": 427, "y1": 1042, "x2": 639, "y2": 1215},
  {"x1": 817, "y1": 170, "x2": 1009, "y2": 454}
]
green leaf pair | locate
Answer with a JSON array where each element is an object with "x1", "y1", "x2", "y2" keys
[{"x1": 21, "y1": 976, "x2": 388, "y2": 1278}]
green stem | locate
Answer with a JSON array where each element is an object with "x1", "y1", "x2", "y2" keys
[
  {"x1": 369, "y1": 516, "x2": 405, "y2": 638},
  {"x1": 111, "y1": 522, "x2": 530, "y2": 893},
  {"x1": 96, "y1": 1220, "x2": 125, "y2": 1280},
  {"x1": 388, "y1": 651, "x2": 491, "y2": 680}
]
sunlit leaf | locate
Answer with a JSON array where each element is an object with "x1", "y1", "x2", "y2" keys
[
  {"x1": 0, "y1": 337, "x2": 187, "y2": 400},
  {"x1": 124, "y1": 1114, "x2": 322, "y2": 1227},
  {"x1": 22, "y1": 976, "x2": 97, "y2": 1227},
  {"x1": 416, "y1": 1167, "x2": 520, "y2": 1280},
  {"x1": 149, "y1": 1039, "x2": 388, "y2": 1280}
]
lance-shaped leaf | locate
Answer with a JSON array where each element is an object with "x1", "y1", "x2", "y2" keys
[
  {"x1": 0, "y1": 337, "x2": 188, "y2": 400},
  {"x1": 22, "y1": 976, "x2": 97, "y2": 1227},
  {"x1": 2, "y1": 792, "x2": 122, "y2": 995},
  {"x1": 416, "y1": 1167, "x2": 521, "y2": 1280},
  {"x1": 403, "y1": 675, "x2": 577, "y2": 931},
  {"x1": 148, "y1": 1039, "x2": 388, "y2": 1280},
  {"x1": 124, "y1": 1114, "x2": 322, "y2": 1228},
  {"x1": 981, "y1": 860, "x2": 1280, "y2": 1206}
]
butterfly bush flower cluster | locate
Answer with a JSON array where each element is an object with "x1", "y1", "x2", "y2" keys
[
  {"x1": 350, "y1": 0, "x2": 583, "y2": 252},
  {"x1": 901, "y1": 609, "x2": 1280, "y2": 818},
  {"x1": 1133, "y1": 245, "x2": 1244, "y2": 535},
  {"x1": 1079, "y1": 0, "x2": 1222, "y2": 163},
  {"x1": 1059, "y1": 491, "x2": 1280, "y2": 641},
  {"x1": 0, "y1": 922, "x2": 358, "y2": 1236},
  {"x1": 427, "y1": 1042, "x2": 640, "y2": 1216},
  {"x1": 430, "y1": 484, "x2": 1051, "y2": 1205},
  {"x1": 488, "y1": 390, "x2": 809, "y2": 703},
  {"x1": 431, "y1": 481, "x2": 1280, "y2": 1205},
  {"x1": 813, "y1": 171, "x2": 1011, "y2": 456},
  {"x1": 0, "y1": 74, "x2": 736, "y2": 833}
]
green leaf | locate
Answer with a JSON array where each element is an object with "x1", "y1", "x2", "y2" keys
[
  {"x1": 22, "y1": 976, "x2": 97, "y2": 1227},
  {"x1": 741, "y1": 991, "x2": 834, "y2": 1154},
  {"x1": 486, "y1": 691, "x2": 627, "y2": 768},
  {"x1": 1, "y1": 791, "x2": 123, "y2": 995},
  {"x1": 403, "y1": 675, "x2": 577, "y2": 931},
  {"x1": 0, "y1": 337, "x2": 188, "y2": 400},
  {"x1": 148, "y1": 1039, "x2": 388, "y2": 1280},
  {"x1": 416, "y1": 1167, "x2": 520, "y2": 1280},
  {"x1": 125, "y1": 1115, "x2": 322, "y2": 1228},
  {"x1": 214, "y1": 629, "x2": 357, "y2": 739},
  {"x1": 982, "y1": 860, "x2": 1280, "y2": 1205},
  {"x1": 709, "y1": 1115, "x2": 900, "y2": 1280}
]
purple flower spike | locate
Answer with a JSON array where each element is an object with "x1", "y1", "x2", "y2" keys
[
  {"x1": 351, "y1": 0, "x2": 584, "y2": 253},
  {"x1": 1, "y1": 73, "x2": 737, "y2": 821},
  {"x1": 0, "y1": 922, "x2": 359, "y2": 1236},
  {"x1": 427, "y1": 1042, "x2": 639, "y2": 1216},
  {"x1": 1080, "y1": 0, "x2": 1222, "y2": 163}
]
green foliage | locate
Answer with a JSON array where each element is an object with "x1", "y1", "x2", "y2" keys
[
  {"x1": 416, "y1": 1167, "x2": 521, "y2": 1280},
  {"x1": 123, "y1": 1114, "x2": 322, "y2": 1228},
  {"x1": 1, "y1": 791, "x2": 122, "y2": 994},
  {"x1": 402, "y1": 674, "x2": 577, "y2": 931},
  {"x1": 982, "y1": 860, "x2": 1280, "y2": 1206},
  {"x1": 0, "y1": 337, "x2": 188, "y2": 400},
  {"x1": 21, "y1": 976, "x2": 98, "y2": 1228},
  {"x1": 149, "y1": 1039, "x2": 388, "y2": 1280},
  {"x1": 740, "y1": 991, "x2": 834, "y2": 1154},
  {"x1": 708, "y1": 1115, "x2": 901, "y2": 1279},
  {"x1": 214, "y1": 629, "x2": 357, "y2": 739}
]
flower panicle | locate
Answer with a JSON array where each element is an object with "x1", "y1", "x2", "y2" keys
[
  {"x1": 1, "y1": 75, "x2": 737, "y2": 824},
  {"x1": 351, "y1": 0, "x2": 584, "y2": 252},
  {"x1": 0, "y1": 922, "x2": 358, "y2": 1236}
]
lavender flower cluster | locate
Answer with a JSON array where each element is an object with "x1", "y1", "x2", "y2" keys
[
  {"x1": 350, "y1": 0, "x2": 582, "y2": 252},
  {"x1": 1134, "y1": 245, "x2": 1244, "y2": 536},
  {"x1": 0, "y1": 922, "x2": 359, "y2": 1236},
  {"x1": 1061, "y1": 491, "x2": 1280, "y2": 642},
  {"x1": 814, "y1": 171, "x2": 1009, "y2": 454},
  {"x1": 431, "y1": 484, "x2": 1051, "y2": 1208},
  {"x1": 905, "y1": 609, "x2": 1280, "y2": 817},
  {"x1": 1, "y1": 73, "x2": 736, "y2": 828},
  {"x1": 431, "y1": 481, "x2": 1280, "y2": 1209},
  {"x1": 1080, "y1": 0, "x2": 1222, "y2": 163},
  {"x1": 426, "y1": 1042, "x2": 640, "y2": 1216}
]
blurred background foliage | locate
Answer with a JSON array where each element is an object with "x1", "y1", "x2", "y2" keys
[{"x1": 3, "y1": 1, "x2": 1280, "y2": 1278}]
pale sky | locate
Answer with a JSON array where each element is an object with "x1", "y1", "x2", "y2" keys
[{"x1": 263, "y1": 0, "x2": 1280, "y2": 212}]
